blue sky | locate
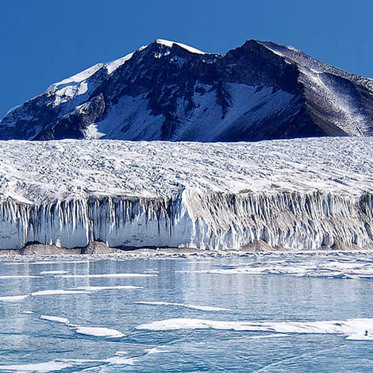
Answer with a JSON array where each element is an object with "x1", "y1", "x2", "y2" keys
[{"x1": 0, "y1": 0, "x2": 372, "y2": 117}]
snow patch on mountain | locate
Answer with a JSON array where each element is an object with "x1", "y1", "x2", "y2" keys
[
  {"x1": 156, "y1": 39, "x2": 205, "y2": 54},
  {"x1": 96, "y1": 94, "x2": 165, "y2": 140},
  {"x1": 106, "y1": 52, "x2": 135, "y2": 74},
  {"x1": 43, "y1": 65, "x2": 106, "y2": 114},
  {"x1": 299, "y1": 68, "x2": 369, "y2": 136},
  {"x1": 83, "y1": 123, "x2": 105, "y2": 139},
  {"x1": 49, "y1": 63, "x2": 104, "y2": 89},
  {"x1": 45, "y1": 39, "x2": 204, "y2": 109},
  {"x1": 47, "y1": 63, "x2": 104, "y2": 107},
  {"x1": 94, "y1": 84, "x2": 295, "y2": 141},
  {"x1": 174, "y1": 84, "x2": 295, "y2": 141}
]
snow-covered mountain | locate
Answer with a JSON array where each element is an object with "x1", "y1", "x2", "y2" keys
[
  {"x1": 1, "y1": 39, "x2": 373, "y2": 141},
  {"x1": 1, "y1": 138, "x2": 372, "y2": 250}
]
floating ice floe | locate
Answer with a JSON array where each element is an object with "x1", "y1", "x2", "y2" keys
[
  {"x1": 0, "y1": 284, "x2": 142, "y2": 303},
  {"x1": 39, "y1": 270, "x2": 69, "y2": 275},
  {"x1": 71, "y1": 285, "x2": 142, "y2": 291},
  {"x1": 0, "y1": 295, "x2": 28, "y2": 302},
  {"x1": 40, "y1": 314, "x2": 125, "y2": 339},
  {"x1": 180, "y1": 254, "x2": 373, "y2": 279},
  {"x1": 0, "y1": 360, "x2": 76, "y2": 372},
  {"x1": 74, "y1": 326, "x2": 125, "y2": 338},
  {"x1": 31, "y1": 289, "x2": 90, "y2": 296},
  {"x1": 136, "y1": 301, "x2": 229, "y2": 312},
  {"x1": 0, "y1": 353, "x2": 136, "y2": 372},
  {"x1": 137, "y1": 317, "x2": 373, "y2": 341},
  {"x1": 55, "y1": 273, "x2": 156, "y2": 278},
  {"x1": 0, "y1": 275, "x2": 42, "y2": 279},
  {"x1": 40, "y1": 315, "x2": 71, "y2": 324}
]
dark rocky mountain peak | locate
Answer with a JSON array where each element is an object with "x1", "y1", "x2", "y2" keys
[{"x1": 1, "y1": 39, "x2": 372, "y2": 141}]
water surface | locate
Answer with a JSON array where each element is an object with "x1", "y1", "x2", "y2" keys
[{"x1": 0, "y1": 252, "x2": 372, "y2": 372}]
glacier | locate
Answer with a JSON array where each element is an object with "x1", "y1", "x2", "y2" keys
[{"x1": 0, "y1": 137, "x2": 372, "y2": 251}]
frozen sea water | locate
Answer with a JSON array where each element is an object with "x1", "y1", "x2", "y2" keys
[{"x1": 0, "y1": 252, "x2": 372, "y2": 372}]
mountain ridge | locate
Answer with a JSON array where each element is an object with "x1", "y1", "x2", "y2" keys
[{"x1": 1, "y1": 39, "x2": 373, "y2": 141}]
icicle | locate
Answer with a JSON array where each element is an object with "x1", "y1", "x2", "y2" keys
[{"x1": 0, "y1": 191, "x2": 373, "y2": 251}]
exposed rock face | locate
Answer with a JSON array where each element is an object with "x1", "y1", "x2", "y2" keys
[{"x1": 1, "y1": 39, "x2": 372, "y2": 141}]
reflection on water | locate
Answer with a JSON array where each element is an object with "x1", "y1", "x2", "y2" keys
[{"x1": 0, "y1": 253, "x2": 372, "y2": 372}]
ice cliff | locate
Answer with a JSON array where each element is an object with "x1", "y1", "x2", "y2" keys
[{"x1": 0, "y1": 138, "x2": 372, "y2": 251}]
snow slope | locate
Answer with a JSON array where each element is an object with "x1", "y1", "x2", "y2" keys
[
  {"x1": 259, "y1": 41, "x2": 373, "y2": 136},
  {"x1": 0, "y1": 138, "x2": 372, "y2": 251},
  {"x1": 155, "y1": 39, "x2": 205, "y2": 54},
  {"x1": 96, "y1": 84, "x2": 295, "y2": 141}
]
